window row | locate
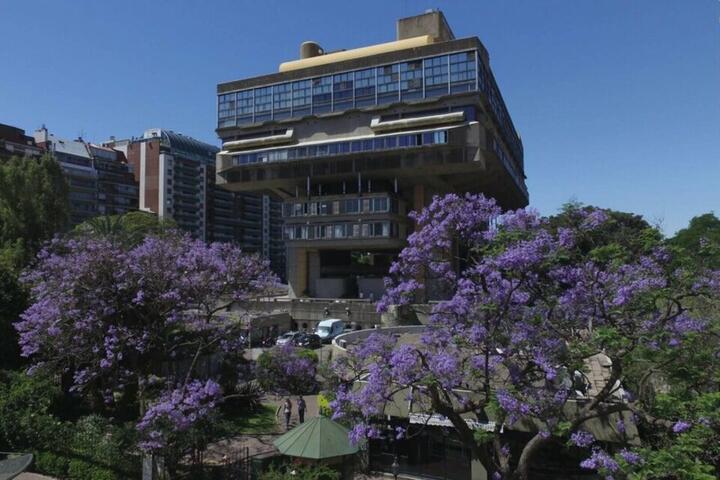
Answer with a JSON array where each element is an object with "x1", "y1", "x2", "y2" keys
[
  {"x1": 283, "y1": 221, "x2": 396, "y2": 240},
  {"x1": 282, "y1": 196, "x2": 394, "y2": 217},
  {"x1": 233, "y1": 130, "x2": 448, "y2": 165},
  {"x1": 218, "y1": 51, "x2": 477, "y2": 128}
]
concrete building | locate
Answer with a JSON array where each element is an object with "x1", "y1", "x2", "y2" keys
[
  {"x1": 109, "y1": 129, "x2": 284, "y2": 274},
  {"x1": 215, "y1": 10, "x2": 527, "y2": 305},
  {"x1": 33, "y1": 127, "x2": 138, "y2": 225},
  {"x1": 0, "y1": 123, "x2": 43, "y2": 160}
]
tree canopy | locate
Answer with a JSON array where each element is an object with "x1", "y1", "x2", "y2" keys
[
  {"x1": 0, "y1": 154, "x2": 69, "y2": 269},
  {"x1": 332, "y1": 194, "x2": 720, "y2": 479},
  {"x1": 16, "y1": 230, "x2": 278, "y2": 464}
]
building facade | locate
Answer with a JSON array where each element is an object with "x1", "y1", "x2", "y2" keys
[
  {"x1": 33, "y1": 127, "x2": 138, "y2": 225},
  {"x1": 0, "y1": 123, "x2": 43, "y2": 160},
  {"x1": 109, "y1": 129, "x2": 284, "y2": 275},
  {"x1": 215, "y1": 10, "x2": 527, "y2": 300}
]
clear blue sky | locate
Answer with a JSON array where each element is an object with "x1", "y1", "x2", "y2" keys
[{"x1": 1, "y1": 0, "x2": 718, "y2": 234}]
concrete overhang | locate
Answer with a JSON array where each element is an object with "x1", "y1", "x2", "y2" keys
[
  {"x1": 370, "y1": 111, "x2": 465, "y2": 133},
  {"x1": 220, "y1": 129, "x2": 294, "y2": 153}
]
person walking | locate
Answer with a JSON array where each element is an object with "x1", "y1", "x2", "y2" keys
[
  {"x1": 276, "y1": 398, "x2": 293, "y2": 430},
  {"x1": 297, "y1": 396, "x2": 306, "y2": 424}
]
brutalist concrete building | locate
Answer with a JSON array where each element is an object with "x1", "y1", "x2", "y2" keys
[{"x1": 215, "y1": 10, "x2": 527, "y2": 303}]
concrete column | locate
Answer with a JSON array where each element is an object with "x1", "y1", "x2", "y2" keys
[
  {"x1": 307, "y1": 250, "x2": 321, "y2": 297},
  {"x1": 287, "y1": 246, "x2": 308, "y2": 298}
]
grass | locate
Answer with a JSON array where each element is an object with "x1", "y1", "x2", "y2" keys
[{"x1": 217, "y1": 403, "x2": 278, "y2": 436}]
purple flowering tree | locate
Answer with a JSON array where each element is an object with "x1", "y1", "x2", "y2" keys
[
  {"x1": 332, "y1": 194, "x2": 720, "y2": 479},
  {"x1": 16, "y1": 231, "x2": 278, "y2": 462},
  {"x1": 256, "y1": 343, "x2": 319, "y2": 396}
]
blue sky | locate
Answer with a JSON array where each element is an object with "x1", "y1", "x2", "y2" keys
[{"x1": 1, "y1": 0, "x2": 718, "y2": 234}]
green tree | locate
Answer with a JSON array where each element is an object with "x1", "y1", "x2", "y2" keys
[
  {"x1": 548, "y1": 201, "x2": 663, "y2": 262},
  {"x1": 669, "y1": 213, "x2": 720, "y2": 270},
  {"x1": 73, "y1": 210, "x2": 176, "y2": 247},
  {"x1": 0, "y1": 264, "x2": 27, "y2": 369},
  {"x1": 0, "y1": 154, "x2": 69, "y2": 269}
]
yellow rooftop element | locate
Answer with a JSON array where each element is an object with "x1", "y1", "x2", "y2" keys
[{"x1": 279, "y1": 35, "x2": 436, "y2": 73}]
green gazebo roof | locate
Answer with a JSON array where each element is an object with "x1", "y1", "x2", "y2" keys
[
  {"x1": 273, "y1": 416, "x2": 359, "y2": 460},
  {"x1": 0, "y1": 453, "x2": 33, "y2": 480}
]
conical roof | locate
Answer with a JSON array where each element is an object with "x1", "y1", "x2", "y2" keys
[{"x1": 273, "y1": 416, "x2": 359, "y2": 460}]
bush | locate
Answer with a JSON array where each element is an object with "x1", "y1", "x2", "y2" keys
[
  {"x1": 68, "y1": 458, "x2": 119, "y2": 480},
  {"x1": 317, "y1": 391, "x2": 334, "y2": 417},
  {"x1": 67, "y1": 415, "x2": 139, "y2": 479},
  {"x1": 34, "y1": 451, "x2": 69, "y2": 478},
  {"x1": 0, "y1": 370, "x2": 67, "y2": 451}
]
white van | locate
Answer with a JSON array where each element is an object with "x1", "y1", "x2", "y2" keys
[{"x1": 315, "y1": 319, "x2": 345, "y2": 343}]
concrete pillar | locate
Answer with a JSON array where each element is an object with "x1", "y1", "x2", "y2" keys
[
  {"x1": 308, "y1": 250, "x2": 321, "y2": 297},
  {"x1": 287, "y1": 247, "x2": 308, "y2": 298}
]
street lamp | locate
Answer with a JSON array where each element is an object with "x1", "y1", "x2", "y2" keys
[{"x1": 391, "y1": 455, "x2": 400, "y2": 480}]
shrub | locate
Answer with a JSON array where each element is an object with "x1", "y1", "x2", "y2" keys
[{"x1": 34, "y1": 451, "x2": 69, "y2": 478}]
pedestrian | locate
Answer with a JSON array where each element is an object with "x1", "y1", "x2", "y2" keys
[
  {"x1": 276, "y1": 398, "x2": 292, "y2": 430},
  {"x1": 297, "y1": 396, "x2": 306, "y2": 423}
]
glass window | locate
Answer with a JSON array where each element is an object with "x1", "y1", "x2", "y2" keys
[
  {"x1": 333, "y1": 72, "x2": 353, "y2": 111},
  {"x1": 254, "y1": 86, "x2": 272, "y2": 122},
  {"x1": 292, "y1": 80, "x2": 311, "y2": 117},
  {"x1": 373, "y1": 197, "x2": 388, "y2": 212},
  {"x1": 218, "y1": 93, "x2": 236, "y2": 127},
  {"x1": 344, "y1": 199, "x2": 358, "y2": 213},
  {"x1": 377, "y1": 64, "x2": 399, "y2": 105},
  {"x1": 312, "y1": 76, "x2": 332, "y2": 114},
  {"x1": 334, "y1": 224, "x2": 346, "y2": 238},
  {"x1": 400, "y1": 60, "x2": 423, "y2": 101},
  {"x1": 273, "y1": 83, "x2": 292, "y2": 120},
  {"x1": 354, "y1": 68, "x2": 375, "y2": 107},
  {"x1": 424, "y1": 55, "x2": 449, "y2": 98},
  {"x1": 361, "y1": 223, "x2": 369, "y2": 237},
  {"x1": 450, "y1": 51, "x2": 476, "y2": 93}
]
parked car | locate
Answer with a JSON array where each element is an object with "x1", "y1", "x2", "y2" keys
[
  {"x1": 294, "y1": 333, "x2": 322, "y2": 349},
  {"x1": 275, "y1": 331, "x2": 302, "y2": 346},
  {"x1": 315, "y1": 319, "x2": 346, "y2": 343}
]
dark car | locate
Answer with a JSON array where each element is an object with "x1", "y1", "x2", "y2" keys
[{"x1": 294, "y1": 333, "x2": 322, "y2": 349}]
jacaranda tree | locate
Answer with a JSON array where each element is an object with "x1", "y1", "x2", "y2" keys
[
  {"x1": 332, "y1": 194, "x2": 720, "y2": 479},
  {"x1": 15, "y1": 231, "x2": 278, "y2": 464},
  {"x1": 256, "y1": 343, "x2": 319, "y2": 396}
]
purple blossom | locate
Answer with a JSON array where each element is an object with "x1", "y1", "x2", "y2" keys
[
  {"x1": 570, "y1": 430, "x2": 595, "y2": 448},
  {"x1": 137, "y1": 379, "x2": 222, "y2": 453},
  {"x1": 618, "y1": 449, "x2": 642, "y2": 465},
  {"x1": 672, "y1": 420, "x2": 691, "y2": 433},
  {"x1": 580, "y1": 448, "x2": 619, "y2": 473}
]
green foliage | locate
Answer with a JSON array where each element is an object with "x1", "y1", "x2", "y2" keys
[
  {"x1": 0, "y1": 264, "x2": 26, "y2": 369},
  {"x1": 669, "y1": 212, "x2": 720, "y2": 270},
  {"x1": 34, "y1": 451, "x2": 70, "y2": 478},
  {"x1": 216, "y1": 404, "x2": 277, "y2": 435},
  {"x1": 0, "y1": 372, "x2": 140, "y2": 478},
  {"x1": 0, "y1": 370, "x2": 67, "y2": 451},
  {"x1": 0, "y1": 154, "x2": 69, "y2": 269},
  {"x1": 549, "y1": 202, "x2": 662, "y2": 263},
  {"x1": 317, "y1": 391, "x2": 334, "y2": 417},
  {"x1": 65, "y1": 415, "x2": 139, "y2": 480},
  {"x1": 73, "y1": 210, "x2": 176, "y2": 247},
  {"x1": 260, "y1": 463, "x2": 341, "y2": 480}
]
